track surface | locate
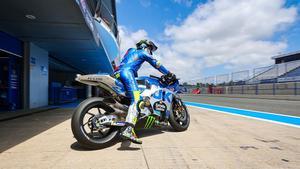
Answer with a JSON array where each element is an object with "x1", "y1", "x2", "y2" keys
[
  {"x1": 0, "y1": 106, "x2": 299, "y2": 169},
  {"x1": 181, "y1": 95, "x2": 300, "y2": 117}
]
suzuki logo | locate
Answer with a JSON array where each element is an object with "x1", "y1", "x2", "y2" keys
[{"x1": 153, "y1": 90, "x2": 172, "y2": 103}]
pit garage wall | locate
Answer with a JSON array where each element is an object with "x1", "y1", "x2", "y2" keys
[{"x1": 29, "y1": 43, "x2": 49, "y2": 108}]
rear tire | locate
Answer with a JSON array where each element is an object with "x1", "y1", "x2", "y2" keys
[
  {"x1": 169, "y1": 98, "x2": 190, "y2": 132},
  {"x1": 71, "y1": 97, "x2": 120, "y2": 149}
]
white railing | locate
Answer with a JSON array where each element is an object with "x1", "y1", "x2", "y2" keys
[{"x1": 185, "y1": 60, "x2": 300, "y2": 85}]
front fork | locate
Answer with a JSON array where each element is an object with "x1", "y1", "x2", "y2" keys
[{"x1": 171, "y1": 95, "x2": 186, "y2": 119}]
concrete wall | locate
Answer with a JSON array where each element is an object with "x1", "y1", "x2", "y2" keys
[
  {"x1": 275, "y1": 83, "x2": 296, "y2": 95},
  {"x1": 189, "y1": 82, "x2": 300, "y2": 96},
  {"x1": 181, "y1": 94, "x2": 300, "y2": 101},
  {"x1": 257, "y1": 84, "x2": 274, "y2": 95},
  {"x1": 29, "y1": 43, "x2": 49, "y2": 108}
]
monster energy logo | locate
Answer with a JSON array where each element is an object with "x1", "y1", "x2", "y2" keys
[{"x1": 145, "y1": 116, "x2": 155, "y2": 128}]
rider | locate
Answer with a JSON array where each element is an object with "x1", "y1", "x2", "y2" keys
[{"x1": 114, "y1": 39, "x2": 175, "y2": 144}]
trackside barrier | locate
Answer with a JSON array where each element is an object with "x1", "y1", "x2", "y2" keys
[{"x1": 187, "y1": 82, "x2": 300, "y2": 95}]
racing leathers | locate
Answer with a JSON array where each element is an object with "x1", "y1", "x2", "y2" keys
[{"x1": 114, "y1": 48, "x2": 170, "y2": 143}]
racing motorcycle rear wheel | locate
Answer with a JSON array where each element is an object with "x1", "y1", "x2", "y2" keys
[
  {"x1": 71, "y1": 97, "x2": 120, "y2": 149},
  {"x1": 169, "y1": 98, "x2": 190, "y2": 131}
]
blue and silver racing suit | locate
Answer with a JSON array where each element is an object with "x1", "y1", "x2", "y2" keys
[{"x1": 114, "y1": 48, "x2": 170, "y2": 126}]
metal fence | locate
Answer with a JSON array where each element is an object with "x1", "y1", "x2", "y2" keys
[
  {"x1": 216, "y1": 74, "x2": 230, "y2": 84},
  {"x1": 253, "y1": 65, "x2": 272, "y2": 77},
  {"x1": 204, "y1": 76, "x2": 215, "y2": 84},
  {"x1": 187, "y1": 60, "x2": 300, "y2": 86},
  {"x1": 232, "y1": 70, "x2": 249, "y2": 83}
]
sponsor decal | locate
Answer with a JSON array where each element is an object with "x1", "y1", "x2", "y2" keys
[
  {"x1": 112, "y1": 121, "x2": 126, "y2": 126},
  {"x1": 145, "y1": 116, "x2": 155, "y2": 128},
  {"x1": 40, "y1": 66, "x2": 48, "y2": 76},
  {"x1": 153, "y1": 101, "x2": 167, "y2": 112},
  {"x1": 87, "y1": 77, "x2": 103, "y2": 81},
  {"x1": 30, "y1": 57, "x2": 36, "y2": 65}
]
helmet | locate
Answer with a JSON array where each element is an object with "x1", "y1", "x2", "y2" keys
[{"x1": 136, "y1": 39, "x2": 158, "y2": 55}]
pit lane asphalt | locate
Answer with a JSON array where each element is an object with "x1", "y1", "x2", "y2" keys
[
  {"x1": 181, "y1": 95, "x2": 300, "y2": 117},
  {"x1": 0, "y1": 106, "x2": 299, "y2": 169}
]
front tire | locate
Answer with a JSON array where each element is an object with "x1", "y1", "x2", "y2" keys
[
  {"x1": 169, "y1": 98, "x2": 190, "y2": 131},
  {"x1": 71, "y1": 97, "x2": 120, "y2": 149}
]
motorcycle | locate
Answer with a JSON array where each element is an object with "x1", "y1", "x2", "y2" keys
[{"x1": 71, "y1": 73, "x2": 190, "y2": 149}]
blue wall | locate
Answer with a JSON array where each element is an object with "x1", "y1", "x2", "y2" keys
[{"x1": 29, "y1": 43, "x2": 49, "y2": 108}]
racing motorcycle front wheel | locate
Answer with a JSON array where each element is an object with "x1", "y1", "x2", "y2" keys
[
  {"x1": 71, "y1": 97, "x2": 120, "y2": 149},
  {"x1": 169, "y1": 98, "x2": 190, "y2": 131}
]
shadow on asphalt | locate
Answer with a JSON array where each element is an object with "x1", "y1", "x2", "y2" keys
[
  {"x1": 70, "y1": 142, "x2": 98, "y2": 151},
  {"x1": 0, "y1": 108, "x2": 73, "y2": 153},
  {"x1": 118, "y1": 141, "x2": 141, "y2": 151},
  {"x1": 70, "y1": 138, "x2": 121, "y2": 151},
  {"x1": 137, "y1": 128, "x2": 165, "y2": 138},
  {"x1": 70, "y1": 127, "x2": 172, "y2": 151}
]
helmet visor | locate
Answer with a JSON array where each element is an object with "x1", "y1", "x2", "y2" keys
[{"x1": 148, "y1": 41, "x2": 158, "y2": 52}]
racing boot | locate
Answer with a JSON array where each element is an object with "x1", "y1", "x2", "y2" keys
[{"x1": 120, "y1": 126, "x2": 142, "y2": 144}]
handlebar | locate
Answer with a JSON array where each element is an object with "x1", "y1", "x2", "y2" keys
[
  {"x1": 149, "y1": 75, "x2": 160, "y2": 79},
  {"x1": 149, "y1": 74, "x2": 179, "y2": 86}
]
